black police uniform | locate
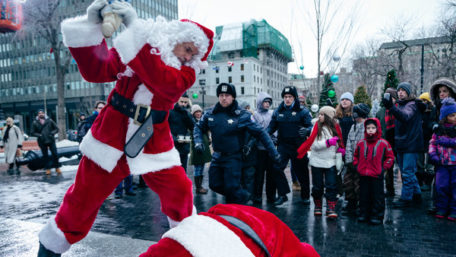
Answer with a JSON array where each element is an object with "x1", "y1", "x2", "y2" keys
[
  {"x1": 168, "y1": 103, "x2": 194, "y2": 173},
  {"x1": 268, "y1": 88, "x2": 313, "y2": 203},
  {"x1": 194, "y1": 100, "x2": 279, "y2": 204}
]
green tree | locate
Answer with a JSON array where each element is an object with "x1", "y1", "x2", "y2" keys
[
  {"x1": 319, "y1": 73, "x2": 338, "y2": 107},
  {"x1": 384, "y1": 69, "x2": 399, "y2": 92},
  {"x1": 354, "y1": 85, "x2": 372, "y2": 107}
]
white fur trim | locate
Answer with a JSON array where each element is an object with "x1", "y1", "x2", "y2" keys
[
  {"x1": 126, "y1": 84, "x2": 153, "y2": 142},
  {"x1": 39, "y1": 218, "x2": 71, "y2": 254},
  {"x1": 113, "y1": 16, "x2": 209, "y2": 73},
  {"x1": 163, "y1": 215, "x2": 255, "y2": 257},
  {"x1": 113, "y1": 19, "x2": 148, "y2": 64},
  {"x1": 167, "y1": 206, "x2": 197, "y2": 228},
  {"x1": 80, "y1": 130, "x2": 123, "y2": 173},
  {"x1": 117, "y1": 65, "x2": 135, "y2": 79},
  {"x1": 127, "y1": 148, "x2": 181, "y2": 175},
  {"x1": 61, "y1": 15, "x2": 104, "y2": 48}
]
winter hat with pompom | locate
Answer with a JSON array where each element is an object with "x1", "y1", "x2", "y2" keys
[{"x1": 439, "y1": 97, "x2": 456, "y2": 120}]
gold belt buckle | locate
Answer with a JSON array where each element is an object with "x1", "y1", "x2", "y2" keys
[{"x1": 133, "y1": 104, "x2": 151, "y2": 125}]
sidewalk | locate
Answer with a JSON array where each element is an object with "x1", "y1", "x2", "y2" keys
[{"x1": 0, "y1": 218, "x2": 155, "y2": 257}]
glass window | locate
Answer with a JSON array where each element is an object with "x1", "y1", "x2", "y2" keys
[
  {"x1": 241, "y1": 75, "x2": 244, "y2": 82},
  {"x1": 241, "y1": 87, "x2": 244, "y2": 95},
  {"x1": 240, "y1": 64, "x2": 244, "y2": 71},
  {"x1": 228, "y1": 76, "x2": 232, "y2": 83},
  {"x1": 216, "y1": 77, "x2": 219, "y2": 84},
  {"x1": 228, "y1": 66, "x2": 232, "y2": 72}
]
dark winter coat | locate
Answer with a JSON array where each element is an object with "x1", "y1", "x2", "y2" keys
[
  {"x1": 389, "y1": 98, "x2": 425, "y2": 153},
  {"x1": 77, "y1": 113, "x2": 98, "y2": 142},
  {"x1": 338, "y1": 115, "x2": 355, "y2": 146},
  {"x1": 268, "y1": 101, "x2": 312, "y2": 147},
  {"x1": 353, "y1": 118, "x2": 395, "y2": 178},
  {"x1": 190, "y1": 117, "x2": 212, "y2": 165},
  {"x1": 194, "y1": 100, "x2": 278, "y2": 158},
  {"x1": 31, "y1": 117, "x2": 59, "y2": 145},
  {"x1": 422, "y1": 104, "x2": 435, "y2": 149},
  {"x1": 169, "y1": 103, "x2": 194, "y2": 141}
]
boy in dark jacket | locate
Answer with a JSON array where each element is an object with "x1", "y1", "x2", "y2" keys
[{"x1": 354, "y1": 118, "x2": 395, "y2": 225}]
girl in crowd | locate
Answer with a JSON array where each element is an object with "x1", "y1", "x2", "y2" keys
[
  {"x1": 298, "y1": 106, "x2": 344, "y2": 219},
  {"x1": 428, "y1": 98, "x2": 456, "y2": 221}
]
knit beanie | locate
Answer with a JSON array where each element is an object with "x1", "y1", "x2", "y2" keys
[
  {"x1": 353, "y1": 103, "x2": 371, "y2": 119},
  {"x1": 419, "y1": 92, "x2": 431, "y2": 103},
  {"x1": 397, "y1": 82, "x2": 412, "y2": 96},
  {"x1": 439, "y1": 98, "x2": 456, "y2": 120},
  {"x1": 385, "y1": 88, "x2": 398, "y2": 100},
  {"x1": 365, "y1": 119, "x2": 377, "y2": 128},
  {"x1": 319, "y1": 106, "x2": 336, "y2": 119},
  {"x1": 340, "y1": 92, "x2": 354, "y2": 103},
  {"x1": 191, "y1": 104, "x2": 203, "y2": 115}
]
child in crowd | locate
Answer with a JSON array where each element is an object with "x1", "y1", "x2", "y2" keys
[
  {"x1": 428, "y1": 98, "x2": 456, "y2": 221},
  {"x1": 297, "y1": 106, "x2": 344, "y2": 219},
  {"x1": 343, "y1": 103, "x2": 371, "y2": 216},
  {"x1": 354, "y1": 118, "x2": 394, "y2": 225}
]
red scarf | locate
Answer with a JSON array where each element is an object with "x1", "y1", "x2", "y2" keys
[{"x1": 297, "y1": 122, "x2": 344, "y2": 159}]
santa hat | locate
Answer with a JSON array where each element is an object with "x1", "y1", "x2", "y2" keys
[
  {"x1": 180, "y1": 19, "x2": 214, "y2": 62},
  {"x1": 141, "y1": 204, "x2": 320, "y2": 257}
]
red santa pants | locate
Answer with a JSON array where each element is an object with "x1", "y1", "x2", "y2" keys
[{"x1": 54, "y1": 155, "x2": 193, "y2": 245}]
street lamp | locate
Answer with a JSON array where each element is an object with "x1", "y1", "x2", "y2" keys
[{"x1": 199, "y1": 79, "x2": 206, "y2": 108}]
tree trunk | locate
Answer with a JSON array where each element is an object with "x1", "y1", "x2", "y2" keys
[{"x1": 54, "y1": 49, "x2": 67, "y2": 140}]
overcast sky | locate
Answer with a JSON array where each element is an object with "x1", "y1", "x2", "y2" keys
[{"x1": 179, "y1": 0, "x2": 446, "y2": 77}]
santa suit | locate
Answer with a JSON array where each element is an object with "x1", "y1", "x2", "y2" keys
[
  {"x1": 141, "y1": 204, "x2": 320, "y2": 257},
  {"x1": 38, "y1": 15, "x2": 214, "y2": 254}
]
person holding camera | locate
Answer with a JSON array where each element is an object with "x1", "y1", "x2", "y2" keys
[
  {"x1": 169, "y1": 92, "x2": 194, "y2": 173},
  {"x1": 382, "y1": 82, "x2": 425, "y2": 208}
]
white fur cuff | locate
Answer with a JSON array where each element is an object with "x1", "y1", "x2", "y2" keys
[
  {"x1": 61, "y1": 15, "x2": 104, "y2": 48},
  {"x1": 79, "y1": 130, "x2": 123, "y2": 172},
  {"x1": 163, "y1": 215, "x2": 255, "y2": 257},
  {"x1": 38, "y1": 219, "x2": 71, "y2": 254},
  {"x1": 113, "y1": 19, "x2": 147, "y2": 64}
]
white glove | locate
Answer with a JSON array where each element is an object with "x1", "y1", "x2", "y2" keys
[
  {"x1": 111, "y1": 1, "x2": 137, "y2": 27},
  {"x1": 87, "y1": 0, "x2": 108, "y2": 24}
]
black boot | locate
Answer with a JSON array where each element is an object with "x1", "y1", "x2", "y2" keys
[
  {"x1": 38, "y1": 242, "x2": 61, "y2": 257},
  {"x1": 273, "y1": 195, "x2": 288, "y2": 206},
  {"x1": 195, "y1": 176, "x2": 208, "y2": 194}
]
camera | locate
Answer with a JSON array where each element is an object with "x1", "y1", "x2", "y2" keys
[{"x1": 383, "y1": 92, "x2": 391, "y2": 101}]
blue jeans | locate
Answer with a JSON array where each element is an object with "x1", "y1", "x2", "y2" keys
[
  {"x1": 115, "y1": 175, "x2": 133, "y2": 195},
  {"x1": 397, "y1": 153, "x2": 421, "y2": 200},
  {"x1": 194, "y1": 165, "x2": 205, "y2": 177}
]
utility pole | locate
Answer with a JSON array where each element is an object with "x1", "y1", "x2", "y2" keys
[{"x1": 420, "y1": 44, "x2": 425, "y2": 94}]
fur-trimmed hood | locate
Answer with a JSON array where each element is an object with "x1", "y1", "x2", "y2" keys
[{"x1": 430, "y1": 77, "x2": 456, "y2": 104}]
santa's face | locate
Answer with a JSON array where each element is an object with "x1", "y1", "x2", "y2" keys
[{"x1": 173, "y1": 42, "x2": 199, "y2": 65}]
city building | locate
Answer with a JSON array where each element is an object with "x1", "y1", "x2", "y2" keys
[
  {"x1": 0, "y1": 0, "x2": 178, "y2": 133},
  {"x1": 189, "y1": 19, "x2": 293, "y2": 109}
]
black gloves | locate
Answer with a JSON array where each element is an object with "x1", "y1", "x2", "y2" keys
[
  {"x1": 242, "y1": 145, "x2": 252, "y2": 156},
  {"x1": 194, "y1": 143, "x2": 205, "y2": 154},
  {"x1": 382, "y1": 96, "x2": 393, "y2": 109},
  {"x1": 298, "y1": 127, "x2": 308, "y2": 138},
  {"x1": 273, "y1": 153, "x2": 281, "y2": 163}
]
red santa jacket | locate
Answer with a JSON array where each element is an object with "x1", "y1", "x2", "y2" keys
[
  {"x1": 140, "y1": 204, "x2": 320, "y2": 257},
  {"x1": 60, "y1": 16, "x2": 212, "y2": 174},
  {"x1": 353, "y1": 118, "x2": 394, "y2": 178}
]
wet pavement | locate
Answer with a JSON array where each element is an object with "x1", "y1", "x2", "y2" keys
[{"x1": 0, "y1": 163, "x2": 455, "y2": 256}]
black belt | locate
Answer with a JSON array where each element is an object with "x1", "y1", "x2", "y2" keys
[
  {"x1": 218, "y1": 214, "x2": 271, "y2": 257},
  {"x1": 111, "y1": 92, "x2": 167, "y2": 158}
]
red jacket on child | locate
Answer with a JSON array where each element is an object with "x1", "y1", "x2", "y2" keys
[{"x1": 353, "y1": 118, "x2": 394, "y2": 178}]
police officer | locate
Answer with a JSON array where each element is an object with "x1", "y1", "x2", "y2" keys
[
  {"x1": 194, "y1": 83, "x2": 280, "y2": 204},
  {"x1": 268, "y1": 86, "x2": 313, "y2": 205},
  {"x1": 168, "y1": 92, "x2": 194, "y2": 173}
]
